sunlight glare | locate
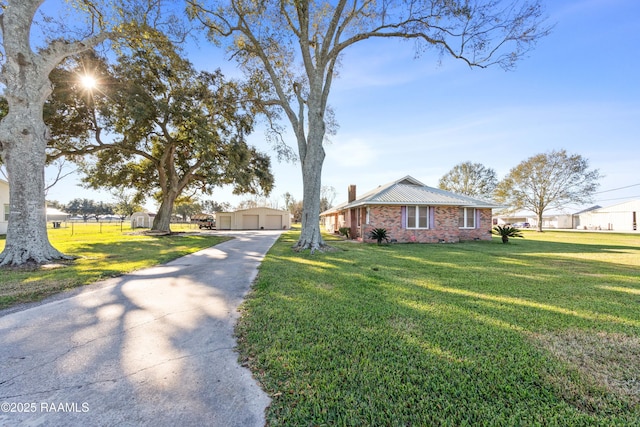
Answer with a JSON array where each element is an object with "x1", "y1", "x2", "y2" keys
[{"x1": 80, "y1": 75, "x2": 97, "y2": 90}]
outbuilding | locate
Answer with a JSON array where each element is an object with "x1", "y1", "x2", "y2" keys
[
  {"x1": 216, "y1": 207, "x2": 291, "y2": 230},
  {"x1": 575, "y1": 200, "x2": 640, "y2": 231},
  {"x1": 130, "y1": 212, "x2": 156, "y2": 229},
  {"x1": 46, "y1": 207, "x2": 71, "y2": 228}
]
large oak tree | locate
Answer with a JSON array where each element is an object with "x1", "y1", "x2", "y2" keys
[
  {"x1": 58, "y1": 41, "x2": 274, "y2": 232},
  {"x1": 0, "y1": 0, "x2": 110, "y2": 265},
  {"x1": 0, "y1": 0, "x2": 168, "y2": 266},
  {"x1": 187, "y1": 0, "x2": 551, "y2": 252}
]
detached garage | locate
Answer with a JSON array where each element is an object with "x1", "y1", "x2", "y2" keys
[{"x1": 216, "y1": 207, "x2": 291, "y2": 230}]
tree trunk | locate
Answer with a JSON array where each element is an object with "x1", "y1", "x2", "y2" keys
[
  {"x1": 0, "y1": 107, "x2": 70, "y2": 266},
  {"x1": 0, "y1": 0, "x2": 106, "y2": 266},
  {"x1": 536, "y1": 212, "x2": 544, "y2": 232},
  {"x1": 293, "y1": 117, "x2": 326, "y2": 253},
  {"x1": 0, "y1": 0, "x2": 69, "y2": 265},
  {"x1": 151, "y1": 191, "x2": 178, "y2": 233}
]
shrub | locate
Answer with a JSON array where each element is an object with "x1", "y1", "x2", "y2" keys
[
  {"x1": 492, "y1": 225, "x2": 524, "y2": 243},
  {"x1": 338, "y1": 227, "x2": 350, "y2": 239},
  {"x1": 368, "y1": 228, "x2": 390, "y2": 245}
]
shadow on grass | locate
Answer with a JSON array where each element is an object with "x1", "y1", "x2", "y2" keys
[
  {"x1": 0, "y1": 234, "x2": 231, "y2": 310},
  {"x1": 237, "y1": 231, "x2": 640, "y2": 425}
]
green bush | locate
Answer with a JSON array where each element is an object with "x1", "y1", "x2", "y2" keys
[
  {"x1": 338, "y1": 227, "x2": 350, "y2": 239},
  {"x1": 368, "y1": 227, "x2": 390, "y2": 245},
  {"x1": 492, "y1": 225, "x2": 524, "y2": 243}
]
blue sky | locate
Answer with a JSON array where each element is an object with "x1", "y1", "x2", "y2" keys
[{"x1": 46, "y1": 0, "x2": 640, "y2": 211}]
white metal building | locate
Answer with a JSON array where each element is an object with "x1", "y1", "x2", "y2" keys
[{"x1": 575, "y1": 200, "x2": 639, "y2": 231}]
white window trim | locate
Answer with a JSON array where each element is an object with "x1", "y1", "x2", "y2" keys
[
  {"x1": 3, "y1": 204, "x2": 9, "y2": 222},
  {"x1": 406, "y1": 205, "x2": 430, "y2": 229},
  {"x1": 459, "y1": 207, "x2": 476, "y2": 229}
]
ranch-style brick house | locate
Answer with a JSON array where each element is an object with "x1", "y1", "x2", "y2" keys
[{"x1": 320, "y1": 176, "x2": 501, "y2": 243}]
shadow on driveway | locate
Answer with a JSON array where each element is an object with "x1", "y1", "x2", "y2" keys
[{"x1": 0, "y1": 230, "x2": 282, "y2": 426}]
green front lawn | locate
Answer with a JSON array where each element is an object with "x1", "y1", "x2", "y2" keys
[
  {"x1": 0, "y1": 225, "x2": 229, "y2": 309},
  {"x1": 237, "y1": 230, "x2": 640, "y2": 425}
]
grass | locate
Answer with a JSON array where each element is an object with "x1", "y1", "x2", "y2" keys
[
  {"x1": 0, "y1": 224, "x2": 230, "y2": 310},
  {"x1": 236, "y1": 230, "x2": 640, "y2": 426}
]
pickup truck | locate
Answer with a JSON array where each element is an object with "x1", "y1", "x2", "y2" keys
[{"x1": 191, "y1": 214, "x2": 216, "y2": 230}]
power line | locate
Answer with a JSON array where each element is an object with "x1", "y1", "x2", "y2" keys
[
  {"x1": 594, "y1": 194, "x2": 640, "y2": 203},
  {"x1": 594, "y1": 183, "x2": 640, "y2": 194}
]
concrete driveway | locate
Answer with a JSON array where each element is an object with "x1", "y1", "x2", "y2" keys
[{"x1": 0, "y1": 230, "x2": 281, "y2": 426}]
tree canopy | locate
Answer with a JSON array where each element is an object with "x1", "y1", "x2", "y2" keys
[
  {"x1": 65, "y1": 198, "x2": 114, "y2": 221},
  {"x1": 494, "y1": 149, "x2": 601, "y2": 231},
  {"x1": 0, "y1": 0, "x2": 177, "y2": 266},
  {"x1": 52, "y1": 37, "x2": 274, "y2": 232},
  {"x1": 201, "y1": 199, "x2": 232, "y2": 214},
  {"x1": 187, "y1": 0, "x2": 551, "y2": 252},
  {"x1": 438, "y1": 161, "x2": 498, "y2": 201},
  {"x1": 111, "y1": 188, "x2": 145, "y2": 219}
]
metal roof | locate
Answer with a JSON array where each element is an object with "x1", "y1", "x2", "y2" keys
[{"x1": 321, "y1": 176, "x2": 501, "y2": 214}]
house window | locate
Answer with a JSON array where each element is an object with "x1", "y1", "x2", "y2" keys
[
  {"x1": 459, "y1": 207, "x2": 476, "y2": 229},
  {"x1": 406, "y1": 206, "x2": 429, "y2": 229},
  {"x1": 3, "y1": 204, "x2": 9, "y2": 222},
  {"x1": 366, "y1": 207, "x2": 370, "y2": 224}
]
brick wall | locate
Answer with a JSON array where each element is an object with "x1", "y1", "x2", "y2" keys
[{"x1": 359, "y1": 205, "x2": 493, "y2": 243}]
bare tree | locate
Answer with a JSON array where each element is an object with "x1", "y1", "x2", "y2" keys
[
  {"x1": 111, "y1": 188, "x2": 145, "y2": 219},
  {"x1": 320, "y1": 185, "x2": 337, "y2": 212},
  {"x1": 187, "y1": 0, "x2": 551, "y2": 252},
  {"x1": 494, "y1": 149, "x2": 601, "y2": 232},
  {"x1": 438, "y1": 161, "x2": 498, "y2": 200}
]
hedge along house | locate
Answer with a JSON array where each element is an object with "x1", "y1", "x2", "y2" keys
[
  {"x1": 320, "y1": 176, "x2": 501, "y2": 243},
  {"x1": 0, "y1": 178, "x2": 8, "y2": 235}
]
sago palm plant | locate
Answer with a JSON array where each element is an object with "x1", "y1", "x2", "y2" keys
[
  {"x1": 368, "y1": 228, "x2": 390, "y2": 245},
  {"x1": 492, "y1": 225, "x2": 524, "y2": 243}
]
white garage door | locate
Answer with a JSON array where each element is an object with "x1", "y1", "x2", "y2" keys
[
  {"x1": 242, "y1": 215, "x2": 259, "y2": 229},
  {"x1": 265, "y1": 215, "x2": 282, "y2": 230},
  {"x1": 219, "y1": 215, "x2": 232, "y2": 230}
]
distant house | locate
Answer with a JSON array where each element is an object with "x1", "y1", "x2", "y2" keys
[
  {"x1": 130, "y1": 212, "x2": 156, "y2": 228},
  {"x1": 320, "y1": 176, "x2": 501, "y2": 243},
  {"x1": 216, "y1": 207, "x2": 291, "y2": 230},
  {"x1": 0, "y1": 178, "x2": 8, "y2": 235}
]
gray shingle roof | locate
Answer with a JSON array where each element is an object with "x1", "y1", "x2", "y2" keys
[{"x1": 322, "y1": 176, "x2": 501, "y2": 215}]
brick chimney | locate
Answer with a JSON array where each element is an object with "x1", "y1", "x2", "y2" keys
[{"x1": 348, "y1": 185, "x2": 356, "y2": 203}]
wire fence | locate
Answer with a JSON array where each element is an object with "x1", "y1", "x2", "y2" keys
[{"x1": 46, "y1": 220, "x2": 201, "y2": 236}]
